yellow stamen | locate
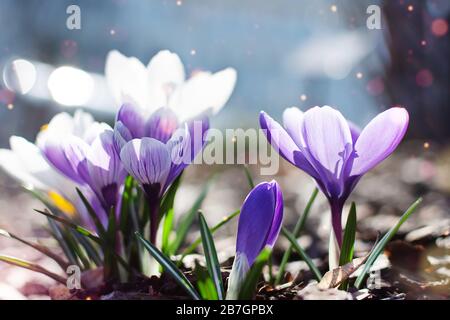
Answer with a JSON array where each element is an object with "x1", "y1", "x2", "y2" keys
[{"x1": 48, "y1": 191, "x2": 76, "y2": 216}]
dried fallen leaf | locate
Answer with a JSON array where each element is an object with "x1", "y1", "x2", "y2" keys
[
  {"x1": 296, "y1": 282, "x2": 353, "y2": 300},
  {"x1": 318, "y1": 255, "x2": 369, "y2": 289},
  {"x1": 48, "y1": 284, "x2": 76, "y2": 300}
]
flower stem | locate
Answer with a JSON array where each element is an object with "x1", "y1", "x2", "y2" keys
[{"x1": 330, "y1": 200, "x2": 343, "y2": 247}]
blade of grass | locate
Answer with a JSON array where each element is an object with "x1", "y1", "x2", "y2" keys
[
  {"x1": 135, "y1": 232, "x2": 201, "y2": 300},
  {"x1": 275, "y1": 187, "x2": 319, "y2": 285},
  {"x1": 238, "y1": 247, "x2": 271, "y2": 300},
  {"x1": 0, "y1": 229, "x2": 69, "y2": 270},
  {"x1": 282, "y1": 227, "x2": 322, "y2": 281},
  {"x1": 338, "y1": 202, "x2": 357, "y2": 290},
  {"x1": 178, "y1": 209, "x2": 240, "y2": 264},
  {"x1": 354, "y1": 197, "x2": 422, "y2": 289},
  {"x1": 198, "y1": 212, "x2": 224, "y2": 300},
  {"x1": 0, "y1": 255, "x2": 66, "y2": 284}
]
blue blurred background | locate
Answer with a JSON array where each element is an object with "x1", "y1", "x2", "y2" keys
[{"x1": 0, "y1": 0, "x2": 448, "y2": 144}]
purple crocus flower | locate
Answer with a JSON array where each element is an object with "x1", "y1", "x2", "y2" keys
[
  {"x1": 260, "y1": 106, "x2": 409, "y2": 246},
  {"x1": 115, "y1": 103, "x2": 209, "y2": 244},
  {"x1": 226, "y1": 181, "x2": 283, "y2": 299},
  {"x1": 40, "y1": 124, "x2": 127, "y2": 215}
]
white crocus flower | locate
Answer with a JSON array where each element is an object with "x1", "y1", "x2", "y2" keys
[
  {"x1": 0, "y1": 109, "x2": 104, "y2": 216},
  {"x1": 105, "y1": 50, "x2": 237, "y2": 121},
  {"x1": 0, "y1": 136, "x2": 77, "y2": 214}
]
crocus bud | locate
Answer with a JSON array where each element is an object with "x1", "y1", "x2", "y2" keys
[{"x1": 226, "y1": 180, "x2": 283, "y2": 300}]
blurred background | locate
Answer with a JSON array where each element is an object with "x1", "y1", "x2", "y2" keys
[{"x1": 0, "y1": 0, "x2": 448, "y2": 299}]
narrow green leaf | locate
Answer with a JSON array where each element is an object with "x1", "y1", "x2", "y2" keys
[
  {"x1": 119, "y1": 176, "x2": 135, "y2": 237},
  {"x1": 0, "y1": 254, "x2": 66, "y2": 284},
  {"x1": 354, "y1": 197, "x2": 422, "y2": 289},
  {"x1": 168, "y1": 177, "x2": 213, "y2": 255},
  {"x1": 194, "y1": 261, "x2": 218, "y2": 300},
  {"x1": 76, "y1": 188, "x2": 106, "y2": 237},
  {"x1": 238, "y1": 247, "x2": 271, "y2": 300},
  {"x1": 276, "y1": 187, "x2": 318, "y2": 285},
  {"x1": 34, "y1": 209, "x2": 100, "y2": 242},
  {"x1": 242, "y1": 165, "x2": 255, "y2": 189},
  {"x1": 104, "y1": 206, "x2": 119, "y2": 281},
  {"x1": 339, "y1": 202, "x2": 357, "y2": 266},
  {"x1": 282, "y1": 228, "x2": 322, "y2": 281},
  {"x1": 162, "y1": 208, "x2": 175, "y2": 255},
  {"x1": 0, "y1": 228, "x2": 69, "y2": 270},
  {"x1": 198, "y1": 213, "x2": 224, "y2": 300},
  {"x1": 135, "y1": 232, "x2": 201, "y2": 300},
  {"x1": 35, "y1": 209, "x2": 132, "y2": 273},
  {"x1": 159, "y1": 174, "x2": 182, "y2": 220},
  {"x1": 71, "y1": 231, "x2": 102, "y2": 266},
  {"x1": 179, "y1": 209, "x2": 240, "y2": 262},
  {"x1": 338, "y1": 202, "x2": 357, "y2": 290},
  {"x1": 46, "y1": 218, "x2": 78, "y2": 266}
]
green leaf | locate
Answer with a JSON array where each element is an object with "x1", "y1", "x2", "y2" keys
[
  {"x1": 276, "y1": 187, "x2": 318, "y2": 285},
  {"x1": 354, "y1": 197, "x2": 422, "y2": 289},
  {"x1": 159, "y1": 174, "x2": 182, "y2": 220},
  {"x1": 135, "y1": 232, "x2": 201, "y2": 300},
  {"x1": 71, "y1": 231, "x2": 102, "y2": 266},
  {"x1": 0, "y1": 228, "x2": 69, "y2": 270},
  {"x1": 76, "y1": 188, "x2": 106, "y2": 237},
  {"x1": 242, "y1": 165, "x2": 255, "y2": 189},
  {"x1": 168, "y1": 176, "x2": 213, "y2": 255},
  {"x1": 104, "y1": 206, "x2": 119, "y2": 281},
  {"x1": 34, "y1": 209, "x2": 100, "y2": 242},
  {"x1": 238, "y1": 247, "x2": 271, "y2": 300},
  {"x1": 339, "y1": 202, "x2": 357, "y2": 266},
  {"x1": 179, "y1": 209, "x2": 240, "y2": 262},
  {"x1": 0, "y1": 254, "x2": 66, "y2": 284},
  {"x1": 338, "y1": 202, "x2": 357, "y2": 290},
  {"x1": 198, "y1": 212, "x2": 224, "y2": 300},
  {"x1": 119, "y1": 176, "x2": 135, "y2": 237},
  {"x1": 35, "y1": 209, "x2": 132, "y2": 273},
  {"x1": 46, "y1": 218, "x2": 78, "y2": 266},
  {"x1": 162, "y1": 208, "x2": 175, "y2": 255},
  {"x1": 194, "y1": 261, "x2": 218, "y2": 300},
  {"x1": 282, "y1": 228, "x2": 322, "y2": 281}
]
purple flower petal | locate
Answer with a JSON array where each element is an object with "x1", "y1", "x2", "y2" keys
[
  {"x1": 260, "y1": 111, "x2": 300, "y2": 166},
  {"x1": 347, "y1": 120, "x2": 361, "y2": 145},
  {"x1": 282, "y1": 107, "x2": 304, "y2": 148},
  {"x1": 63, "y1": 136, "x2": 90, "y2": 185},
  {"x1": 164, "y1": 115, "x2": 209, "y2": 190},
  {"x1": 116, "y1": 103, "x2": 145, "y2": 139},
  {"x1": 145, "y1": 107, "x2": 179, "y2": 143},
  {"x1": 301, "y1": 106, "x2": 353, "y2": 197},
  {"x1": 113, "y1": 121, "x2": 133, "y2": 153},
  {"x1": 260, "y1": 111, "x2": 319, "y2": 179},
  {"x1": 236, "y1": 181, "x2": 283, "y2": 266},
  {"x1": 265, "y1": 181, "x2": 283, "y2": 247},
  {"x1": 120, "y1": 138, "x2": 171, "y2": 194},
  {"x1": 85, "y1": 130, "x2": 126, "y2": 209},
  {"x1": 351, "y1": 107, "x2": 409, "y2": 177},
  {"x1": 41, "y1": 137, "x2": 85, "y2": 185}
]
